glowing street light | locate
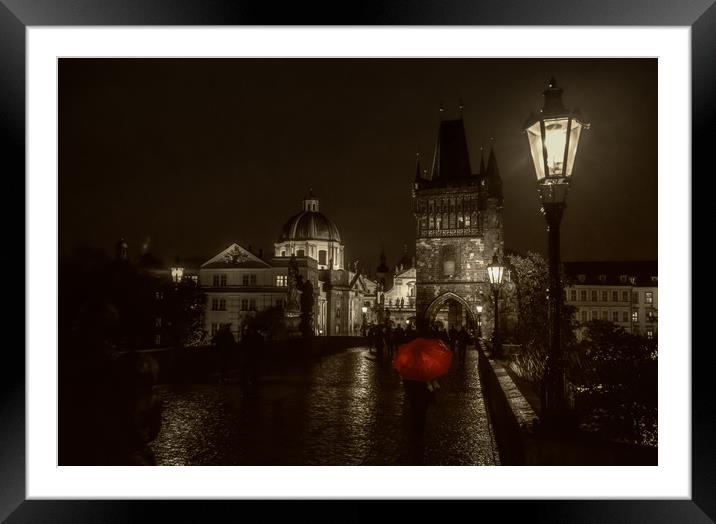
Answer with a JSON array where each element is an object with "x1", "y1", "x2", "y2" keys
[
  {"x1": 476, "y1": 304, "x2": 484, "y2": 338},
  {"x1": 487, "y1": 253, "x2": 505, "y2": 358},
  {"x1": 524, "y1": 78, "x2": 589, "y2": 423}
]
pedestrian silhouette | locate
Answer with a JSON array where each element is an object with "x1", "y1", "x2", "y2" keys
[
  {"x1": 213, "y1": 324, "x2": 236, "y2": 381},
  {"x1": 401, "y1": 378, "x2": 436, "y2": 464}
]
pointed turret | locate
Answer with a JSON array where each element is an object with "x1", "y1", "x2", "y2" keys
[
  {"x1": 414, "y1": 152, "x2": 423, "y2": 182},
  {"x1": 485, "y1": 142, "x2": 503, "y2": 200},
  {"x1": 429, "y1": 116, "x2": 472, "y2": 183}
]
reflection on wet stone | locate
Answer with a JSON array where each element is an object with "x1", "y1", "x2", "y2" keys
[{"x1": 151, "y1": 347, "x2": 498, "y2": 466}]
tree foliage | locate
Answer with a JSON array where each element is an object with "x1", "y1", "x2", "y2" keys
[
  {"x1": 504, "y1": 252, "x2": 577, "y2": 382},
  {"x1": 570, "y1": 321, "x2": 658, "y2": 445}
]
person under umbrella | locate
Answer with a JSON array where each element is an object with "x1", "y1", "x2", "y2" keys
[{"x1": 393, "y1": 337, "x2": 453, "y2": 464}]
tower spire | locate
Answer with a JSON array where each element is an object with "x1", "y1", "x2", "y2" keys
[
  {"x1": 414, "y1": 152, "x2": 422, "y2": 181},
  {"x1": 486, "y1": 139, "x2": 503, "y2": 199}
]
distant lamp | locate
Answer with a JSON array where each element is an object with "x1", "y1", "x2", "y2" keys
[
  {"x1": 487, "y1": 254, "x2": 505, "y2": 287},
  {"x1": 487, "y1": 253, "x2": 504, "y2": 358},
  {"x1": 171, "y1": 266, "x2": 184, "y2": 283},
  {"x1": 361, "y1": 306, "x2": 368, "y2": 314}
]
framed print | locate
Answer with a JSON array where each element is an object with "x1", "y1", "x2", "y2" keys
[{"x1": 1, "y1": 0, "x2": 709, "y2": 521}]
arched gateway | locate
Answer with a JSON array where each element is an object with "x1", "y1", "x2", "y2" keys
[
  {"x1": 412, "y1": 111, "x2": 504, "y2": 335},
  {"x1": 425, "y1": 292, "x2": 478, "y2": 331}
]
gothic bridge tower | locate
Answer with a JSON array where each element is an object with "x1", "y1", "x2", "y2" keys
[{"x1": 413, "y1": 110, "x2": 503, "y2": 332}]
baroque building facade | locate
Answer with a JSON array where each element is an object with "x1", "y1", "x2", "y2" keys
[
  {"x1": 200, "y1": 191, "x2": 379, "y2": 340},
  {"x1": 413, "y1": 115, "x2": 504, "y2": 333}
]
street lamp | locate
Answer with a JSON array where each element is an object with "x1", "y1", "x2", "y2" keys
[
  {"x1": 361, "y1": 305, "x2": 368, "y2": 337},
  {"x1": 476, "y1": 304, "x2": 484, "y2": 339},
  {"x1": 487, "y1": 253, "x2": 505, "y2": 358},
  {"x1": 170, "y1": 266, "x2": 184, "y2": 284},
  {"x1": 524, "y1": 78, "x2": 589, "y2": 422}
]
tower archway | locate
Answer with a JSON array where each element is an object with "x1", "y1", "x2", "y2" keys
[{"x1": 423, "y1": 291, "x2": 479, "y2": 332}]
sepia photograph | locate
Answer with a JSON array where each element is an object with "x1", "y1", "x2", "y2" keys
[{"x1": 58, "y1": 57, "x2": 658, "y2": 467}]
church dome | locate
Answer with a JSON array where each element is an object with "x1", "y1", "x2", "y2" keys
[{"x1": 278, "y1": 191, "x2": 342, "y2": 243}]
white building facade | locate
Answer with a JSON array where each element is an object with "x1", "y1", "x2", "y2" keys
[{"x1": 564, "y1": 261, "x2": 658, "y2": 339}]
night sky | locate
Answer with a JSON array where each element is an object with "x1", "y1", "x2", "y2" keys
[{"x1": 59, "y1": 58, "x2": 657, "y2": 270}]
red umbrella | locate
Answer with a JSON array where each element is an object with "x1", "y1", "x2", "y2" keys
[{"x1": 393, "y1": 337, "x2": 453, "y2": 382}]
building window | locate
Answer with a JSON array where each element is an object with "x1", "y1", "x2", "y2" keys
[
  {"x1": 577, "y1": 274, "x2": 586, "y2": 283},
  {"x1": 580, "y1": 290, "x2": 587, "y2": 301},
  {"x1": 632, "y1": 292, "x2": 639, "y2": 304},
  {"x1": 155, "y1": 317, "x2": 162, "y2": 328},
  {"x1": 612, "y1": 290, "x2": 619, "y2": 302},
  {"x1": 612, "y1": 310, "x2": 619, "y2": 322},
  {"x1": 250, "y1": 274, "x2": 257, "y2": 285},
  {"x1": 297, "y1": 249, "x2": 305, "y2": 257},
  {"x1": 212, "y1": 298, "x2": 226, "y2": 311},
  {"x1": 601, "y1": 310, "x2": 609, "y2": 321},
  {"x1": 651, "y1": 276, "x2": 658, "y2": 284},
  {"x1": 647, "y1": 330, "x2": 654, "y2": 339},
  {"x1": 647, "y1": 310, "x2": 656, "y2": 322},
  {"x1": 155, "y1": 291, "x2": 163, "y2": 300},
  {"x1": 601, "y1": 290, "x2": 608, "y2": 302},
  {"x1": 591, "y1": 290, "x2": 598, "y2": 302},
  {"x1": 242, "y1": 274, "x2": 249, "y2": 286},
  {"x1": 570, "y1": 290, "x2": 577, "y2": 302},
  {"x1": 249, "y1": 299, "x2": 256, "y2": 311},
  {"x1": 220, "y1": 274, "x2": 227, "y2": 287},
  {"x1": 155, "y1": 334, "x2": 161, "y2": 346},
  {"x1": 622, "y1": 291, "x2": 629, "y2": 302},
  {"x1": 319, "y1": 250, "x2": 327, "y2": 265},
  {"x1": 211, "y1": 323, "x2": 219, "y2": 337},
  {"x1": 281, "y1": 250, "x2": 286, "y2": 256},
  {"x1": 591, "y1": 310, "x2": 598, "y2": 321},
  {"x1": 441, "y1": 245, "x2": 457, "y2": 276},
  {"x1": 645, "y1": 291, "x2": 653, "y2": 304},
  {"x1": 213, "y1": 274, "x2": 219, "y2": 286},
  {"x1": 581, "y1": 310, "x2": 588, "y2": 322},
  {"x1": 622, "y1": 311, "x2": 629, "y2": 323},
  {"x1": 276, "y1": 275, "x2": 287, "y2": 286},
  {"x1": 241, "y1": 299, "x2": 248, "y2": 311},
  {"x1": 598, "y1": 274, "x2": 607, "y2": 283},
  {"x1": 632, "y1": 311, "x2": 639, "y2": 323},
  {"x1": 619, "y1": 275, "x2": 628, "y2": 283}
]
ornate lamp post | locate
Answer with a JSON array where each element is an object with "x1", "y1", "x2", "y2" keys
[
  {"x1": 524, "y1": 78, "x2": 589, "y2": 421},
  {"x1": 476, "y1": 304, "x2": 484, "y2": 339},
  {"x1": 487, "y1": 253, "x2": 505, "y2": 358}
]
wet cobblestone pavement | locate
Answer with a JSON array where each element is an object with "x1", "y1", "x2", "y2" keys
[{"x1": 151, "y1": 346, "x2": 499, "y2": 465}]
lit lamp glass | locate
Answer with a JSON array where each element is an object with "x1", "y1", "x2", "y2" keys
[
  {"x1": 361, "y1": 306, "x2": 368, "y2": 314},
  {"x1": 170, "y1": 266, "x2": 184, "y2": 283},
  {"x1": 524, "y1": 78, "x2": 589, "y2": 204},
  {"x1": 487, "y1": 255, "x2": 504, "y2": 287},
  {"x1": 476, "y1": 305, "x2": 483, "y2": 314}
]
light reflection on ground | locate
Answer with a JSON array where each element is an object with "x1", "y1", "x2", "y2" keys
[{"x1": 151, "y1": 346, "x2": 499, "y2": 465}]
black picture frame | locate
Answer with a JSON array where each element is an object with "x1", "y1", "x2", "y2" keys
[{"x1": 0, "y1": 1, "x2": 706, "y2": 521}]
